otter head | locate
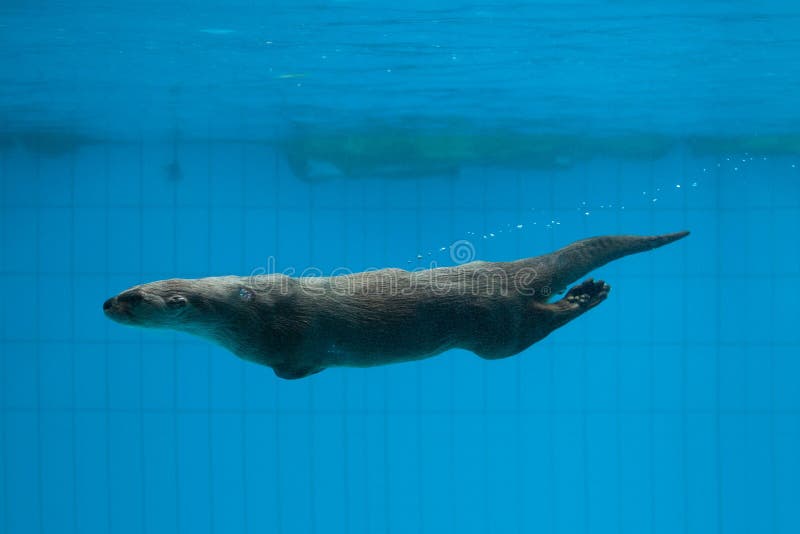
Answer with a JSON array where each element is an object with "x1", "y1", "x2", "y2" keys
[
  {"x1": 103, "y1": 275, "x2": 296, "y2": 366},
  {"x1": 103, "y1": 275, "x2": 286, "y2": 333},
  {"x1": 103, "y1": 279, "x2": 199, "y2": 330}
]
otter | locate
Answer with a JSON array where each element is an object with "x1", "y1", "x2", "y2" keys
[{"x1": 103, "y1": 231, "x2": 688, "y2": 380}]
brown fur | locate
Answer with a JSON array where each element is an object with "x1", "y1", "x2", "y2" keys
[{"x1": 103, "y1": 231, "x2": 688, "y2": 379}]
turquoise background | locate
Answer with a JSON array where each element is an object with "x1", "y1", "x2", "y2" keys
[{"x1": 2, "y1": 1, "x2": 800, "y2": 533}]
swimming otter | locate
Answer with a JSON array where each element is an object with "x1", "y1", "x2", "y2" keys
[{"x1": 103, "y1": 231, "x2": 688, "y2": 379}]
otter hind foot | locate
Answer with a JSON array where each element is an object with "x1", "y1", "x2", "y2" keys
[
  {"x1": 562, "y1": 278, "x2": 610, "y2": 311},
  {"x1": 538, "y1": 278, "x2": 610, "y2": 335}
]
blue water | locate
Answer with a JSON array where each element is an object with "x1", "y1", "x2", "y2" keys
[{"x1": 2, "y1": 2, "x2": 800, "y2": 533}]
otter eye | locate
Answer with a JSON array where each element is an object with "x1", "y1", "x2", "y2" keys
[{"x1": 166, "y1": 295, "x2": 187, "y2": 309}]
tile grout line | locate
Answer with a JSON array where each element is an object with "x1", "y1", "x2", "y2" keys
[
  {"x1": 1, "y1": 142, "x2": 8, "y2": 534},
  {"x1": 171, "y1": 145, "x2": 181, "y2": 534},
  {"x1": 360, "y1": 179, "x2": 370, "y2": 534},
  {"x1": 273, "y1": 141, "x2": 284, "y2": 534},
  {"x1": 239, "y1": 135, "x2": 248, "y2": 534},
  {"x1": 137, "y1": 136, "x2": 147, "y2": 534},
  {"x1": 7, "y1": 338, "x2": 798, "y2": 349},
  {"x1": 649, "y1": 159, "x2": 656, "y2": 534},
  {"x1": 341, "y1": 178, "x2": 351, "y2": 534},
  {"x1": 680, "y1": 146, "x2": 689, "y2": 534},
  {"x1": 207, "y1": 137, "x2": 216, "y2": 534},
  {"x1": 235, "y1": 83, "x2": 247, "y2": 522},
  {"x1": 742, "y1": 157, "x2": 751, "y2": 533},
  {"x1": 34, "y1": 153, "x2": 43, "y2": 534},
  {"x1": 614, "y1": 160, "x2": 623, "y2": 534},
  {"x1": 307, "y1": 177, "x2": 317, "y2": 534},
  {"x1": 70, "y1": 148, "x2": 79, "y2": 534},
  {"x1": 580, "y1": 161, "x2": 590, "y2": 534},
  {"x1": 274, "y1": 139, "x2": 284, "y2": 534},
  {"x1": 481, "y1": 168, "x2": 490, "y2": 534},
  {"x1": 547, "y1": 170, "x2": 558, "y2": 534},
  {"x1": 7, "y1": 202, "x2": 799, "y2": 214},
  {"x1": 4, "y1": 406, "x2": 798, "y2": 416},
  {"x1": 581, "y1": 163, "x2": 590, "y2": 534},
  {"x1": 768, "y1": 157, "x2": 778, "y2": 534},
  {"x1": 714, "y1": 159, "x2": 723, "y2": 534},
  {"x1": 447, "y1": 175, "x2": 456, "y2": 534},
  {"x1": 381, "y1": 178, "x2": 391, "y2": 534},
  {"x1": 415, "y1": 177, "x2": 424, "y2": 534},
  {"x1": 103, "y1": 144, "x2": 113, "y2": 534},
  {"x1": 514, "y1": 171, "x2": 524, "y2": 534}
]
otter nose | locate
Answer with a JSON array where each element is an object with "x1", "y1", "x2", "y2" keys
[{"x1": 103, "y1": 297, "x2": 115, "y2": 312}]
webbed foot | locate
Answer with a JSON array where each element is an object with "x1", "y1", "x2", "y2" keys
[{"x1": 562, "y1": 278, "x2": 610, "y2": 310}]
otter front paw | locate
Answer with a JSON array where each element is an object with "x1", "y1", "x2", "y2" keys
[
  {"x1": 272, "y1": 364, "x2": 325, "y2": 380},
  {"x1": 564, "y1": 278, "x2": 610, "y2": 309}
]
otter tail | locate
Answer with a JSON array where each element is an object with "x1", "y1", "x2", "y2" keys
[{"x1": 540, "y1": 231, "x2": 689, "y2": 296}]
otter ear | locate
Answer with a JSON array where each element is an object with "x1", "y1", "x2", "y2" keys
[{"x1": 166, "y1": 295, "x2": 188, "y2": 309}]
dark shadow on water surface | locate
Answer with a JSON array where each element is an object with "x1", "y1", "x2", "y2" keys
[
  {"x1": 2, "y1": 118, "x2": 799, "y2": 183},
  {"x1": 280, "y1": 121, "x2": 800, "y2": 181}
]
